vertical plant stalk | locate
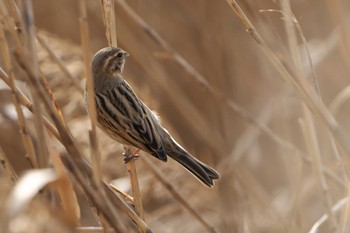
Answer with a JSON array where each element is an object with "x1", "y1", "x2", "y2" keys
[
  {"x1": 124, "y1": 148, "x2": 145, "y2": 224},
  {"x1": 79, "y1": 1, "x2": 112, "y2": 231},
  {"x1": 101, "y1": 0, "x2": 145, "y2": 226},
  {"x1": 300, "y1": 115, "x2": 338, "y2": 230},
  {"x1": 79, "y1": 0, "x2": 102, "y2": 191},
  {"x1": 51, "y1": 147, "x2": 81, "y2": 225},
  {"x1": 18, "y1": 0, "x2": 48, "y2": 168},
  {"x1": 0, "y1": 12, "x2": 37, "y2": 168},
  {"x1": 280, "y1": 1, "x2": 338, "y2": 229},
  {"x1": 101, "y1": 0, "x2": 117, "y2": 47}
]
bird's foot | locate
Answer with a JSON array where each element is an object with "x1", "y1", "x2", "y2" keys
[{"x1": 123, "y1": 148, "x2": 140, "y2": 163}]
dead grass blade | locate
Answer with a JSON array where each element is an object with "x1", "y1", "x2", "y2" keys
[
  {"x1": 1, "y1": 168, "x2": 58, "y2": 220},
  {"x1": 224, "y1": 0, "x2": 350, "y2": 159},
  {"x1": 308, "y1": 197, "x2": 348, "y2": 233},
  {"x1": 51, "y1": 148, "x2": 81, "y2": 225}
]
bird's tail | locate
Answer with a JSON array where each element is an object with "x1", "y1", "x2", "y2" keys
[{"x1": 162, "y1": 131, "x2": 220, "y2": 188}]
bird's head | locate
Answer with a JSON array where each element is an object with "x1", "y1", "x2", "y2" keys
[{"x1": 91, "y1": 47, "x2": 129, "y2": 77}]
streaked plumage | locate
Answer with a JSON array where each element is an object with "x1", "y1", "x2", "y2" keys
[{"x1": 86, "y1": 47, "x2": 220, "y2": 187}]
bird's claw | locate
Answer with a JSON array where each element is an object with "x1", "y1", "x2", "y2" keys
[{"x1": 123, "y1": 153, "x2": 140, "y2": 163}]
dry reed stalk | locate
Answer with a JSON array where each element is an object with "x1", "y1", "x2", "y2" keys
[
  {"x1": 220, "y1": 4, "x2": 350, "y2": 228},
  {"x1": 124, "y1": 156, "x2": 144, "y2": 225},
  {"x1": 325, "y1": 1, "x2": 350, "y2": 69},
  {"x1": 329, "y1": 85, "x2": 350, "y2": 116},
  {"x1": 0, "y1": 68, "x2": 62, "y2": 142},
  {"x1": 79, "y1": 21, "x2": 111, "y2": 233},
  {"x1": 300, "y1": 111, "x2": 338, "y2": 230},
  {"x1": 101, "y1": 0, "x2": 145, "y2": 228},
  {"x1": 51, "y1": 147, "x2": 81, "y2": 225},
  {"x1": 142, "y1": 156, "x2": 217, "y2": 233},
  {"x1": 124, "y1": 148, "x2": 145, "y2": 223},
  {"x1": 109, "y1": 183, "x2": 134, "y2": 203},
  {"x1": 0, "y1": 10, "x2": 37, "y2": 168},
  {"x1": 281, "y1": 0, "x2": 338, "y2": 229},
  {"x1": 225, "y1": 92, "x2": 346, "y2": 191},
  {"x1": 66, "y1": 156, "x2": 153, "y2": 233},
  {"x1": 114, "y1": 0, "x2": 334, "y2": 171},
  {"x1": 339, "y1": 189, "x2": 350, "y2": 233},
  {"x1": 6, "y1": 16, "x2": 149, "y2": 233},
  {"x1": 0, "y1": 62, "x2": 151, "y2": 232},
  {"x1": 101, "y1": 0, "x2": 118, "y2": 47},
  {"x1": 227, "y1": 97, "x2": 346, "y2": 188},
  {"x1": 79, "y1": 0, "x2": 103, "y2": 190},
  {"x1": 309, "y1": 198, "x2": 348, "y2": 233},
  {"x1": 225, "y1": 0, "x2": 350, "y2": 160},
  {"x1": 18, "y1": 0, "x2": 49, "y2": 169}
]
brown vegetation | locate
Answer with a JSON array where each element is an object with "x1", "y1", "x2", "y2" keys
[{"x1": 0, "y1": 1, "x2": 350, "y2": 233}]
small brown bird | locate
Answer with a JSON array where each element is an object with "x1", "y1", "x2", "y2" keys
[{"x1": 86, "y1": 47, "x2": 220, "y2": 187}]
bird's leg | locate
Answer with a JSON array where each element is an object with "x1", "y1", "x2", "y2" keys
[
  {"x1": 132, "y1": 148, "x2": 140, "y2": 156},
  {"x1": 123, "y1": 146, "x2": 140, "y2": 163}
]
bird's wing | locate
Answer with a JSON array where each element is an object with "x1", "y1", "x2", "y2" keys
[{"x1": 95, "y1": 81, "x2": 167, "y2": 161}]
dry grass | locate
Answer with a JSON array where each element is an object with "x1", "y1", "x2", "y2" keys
[{"x1": 1, "y1": 0, "x2": 350, "y2": 233}]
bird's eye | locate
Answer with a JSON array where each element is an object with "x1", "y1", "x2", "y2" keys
[{"x1": 116, "y1": 52, "x2": 123, "y2": 58}]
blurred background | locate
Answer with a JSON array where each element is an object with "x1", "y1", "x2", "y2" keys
[{"x1": 1, "y1": 0, "x2": 350, "y2": 232}]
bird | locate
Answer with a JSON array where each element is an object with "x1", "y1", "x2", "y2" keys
[{"x1": 86, "y1": 47, "x2": 220, "y2": 188}]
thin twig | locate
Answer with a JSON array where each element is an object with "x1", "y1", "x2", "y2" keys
[{"x1": 109, "y1": 183, "x2": 134, "y2": 203}]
